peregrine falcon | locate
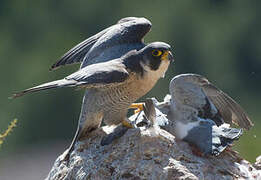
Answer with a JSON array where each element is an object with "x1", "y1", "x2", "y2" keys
[
  {"x1": 130, "y1": 74, "x2": 253, "y2": 155},
  {"x1": 50, "y1": 17, "x2": 152, "y2": 70},
  {"x1": 45, "y1": 16, "x2": 158, "y2": 160},
  {"x1": 12, "y1": 42, "x2": 174, "y2": 158}
]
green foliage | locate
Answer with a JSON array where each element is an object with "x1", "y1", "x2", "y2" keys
[{"x1": 0, "y1": 0, "x2": 260, "y2": 161}]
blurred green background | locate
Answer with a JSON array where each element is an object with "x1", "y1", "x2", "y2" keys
[{"x1": 0, "y1": 0, "x2": 260, "y2": 173}]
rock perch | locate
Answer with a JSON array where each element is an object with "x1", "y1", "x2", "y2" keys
[{"x1": 46, "y1": 123, "x2": 260, "y2": 179}]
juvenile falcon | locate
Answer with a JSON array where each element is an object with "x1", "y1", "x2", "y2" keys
[{"x1": 12, "y1": 42, "x2": 174, "y2": 158}]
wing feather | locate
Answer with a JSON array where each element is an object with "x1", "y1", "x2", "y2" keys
[
  {"x1": 202, "y1": 83, "x2": 253, "y2": 130},
  {"x1": 50, "y1": 28, "x2": 110, "y2": 70},
  {"x1": 50, "y1": 17, "x2": 151, "y2": 70}
]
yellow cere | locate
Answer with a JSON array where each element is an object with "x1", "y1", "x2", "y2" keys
[{"x1": 161, "y1": 51, "x2": 170, "y2": 60}]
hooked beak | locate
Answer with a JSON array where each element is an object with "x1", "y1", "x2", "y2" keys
[{"x1": 161, "y1": 51, "x2": 174, "y2": 62}]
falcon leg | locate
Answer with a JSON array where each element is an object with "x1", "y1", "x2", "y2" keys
[
  {"x1": 122, "y1": 118, "x2": 135, "y2": 128},
  {"x1": 101, "y1": 103, "x2": 145, "y2": 145}
]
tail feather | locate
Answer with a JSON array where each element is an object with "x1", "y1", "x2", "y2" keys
[{"x1": 10, "y1": 79, "x2": 76, "y2": 99}]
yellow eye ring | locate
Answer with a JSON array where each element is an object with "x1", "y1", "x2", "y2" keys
[{"x1": 152, "y1": 49, "x2": 162, "y2": 57}]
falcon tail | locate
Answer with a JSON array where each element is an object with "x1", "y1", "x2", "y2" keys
[
  {"x1": 10, "y1": 79, "x2": 76, "y2": 99},
  {"x1": 212, "y1": 126, "x2": 243, "y2": 156}
]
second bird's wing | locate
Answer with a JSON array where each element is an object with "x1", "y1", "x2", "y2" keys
[{"x1": 202, "y1": 83, "x2": 253, "y2": 130}]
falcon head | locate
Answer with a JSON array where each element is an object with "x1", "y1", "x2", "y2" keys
[{"x1": 139, "y1": 42, "x2": 174, "y2": 71}]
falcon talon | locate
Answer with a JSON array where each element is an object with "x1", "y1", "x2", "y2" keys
[{"x1": 129, "y1": 103, "x2": 144, "y2": 114}]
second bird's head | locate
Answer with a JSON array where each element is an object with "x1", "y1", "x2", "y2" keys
[{"x1": 138, "y1": 42, "x2": 174, "y2": 71}]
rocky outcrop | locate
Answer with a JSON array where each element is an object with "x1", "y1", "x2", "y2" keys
[{"x1": 46, "y1": 125, "x2": 260, "y2": 180}]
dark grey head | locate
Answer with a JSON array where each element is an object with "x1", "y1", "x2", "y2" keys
[{"x1": 138, "y1": 42, "x2": 174, "y2": 71}]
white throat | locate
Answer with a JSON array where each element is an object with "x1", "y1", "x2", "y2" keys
[{"x1": 141, "y1": 60, "x2": 170, "y2": 79}]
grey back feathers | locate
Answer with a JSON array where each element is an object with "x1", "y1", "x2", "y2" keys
[
  {"x1": 169, "y1": 73, "x2": 253, "y2": 130},
  {"x1": 50, "y1": 17, "x2": 151, "y2": 70},
  {"x1": 65, "y1": 60, "x2": 129, "y2": 85}
]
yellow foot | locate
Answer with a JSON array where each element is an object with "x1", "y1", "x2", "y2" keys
[
  {"x1": 122, "y1": 119, "x2": 134, "y2": 128},
  {"x1": 129, "y1": 103, "x2": 144, "y2": 114}
]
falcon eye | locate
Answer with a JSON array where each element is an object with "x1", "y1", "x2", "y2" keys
[{"x1": 152, "y1": 49, "x2": 162, "y2": 57}]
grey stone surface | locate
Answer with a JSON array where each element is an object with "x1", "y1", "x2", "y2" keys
[{"x1": 46, "y1": 125, "x2": 260, "y2": 180}]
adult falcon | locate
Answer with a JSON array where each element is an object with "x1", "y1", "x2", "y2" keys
[{"x1": 12, "y1": 42, "x2": 174, "y2": 159}]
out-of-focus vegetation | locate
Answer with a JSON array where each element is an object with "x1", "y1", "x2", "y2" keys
[
  {"x1": 0, "y1": 119, "x2": 17, "y2": 147},
  {"x1": 0, "y1": 0, "x2": 260, "y2": 162}
]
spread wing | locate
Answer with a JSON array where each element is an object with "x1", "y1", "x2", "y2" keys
[
  {"x1": 12, "y1": 60, "x2": 129, "y2": 98},
  {"x1": 202, "y1": 83, "x2": 253, "y2": 130},
  {"x1": 50, "y1": 17, "x2": 151, "y2": 70},
  {"x1": 50, "y1": 28, "x2": 110, "y2": 70}
]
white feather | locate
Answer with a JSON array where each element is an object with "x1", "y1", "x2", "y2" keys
[{"x1": 174, "y1": 121, "x2": 200, "y2": 139}]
